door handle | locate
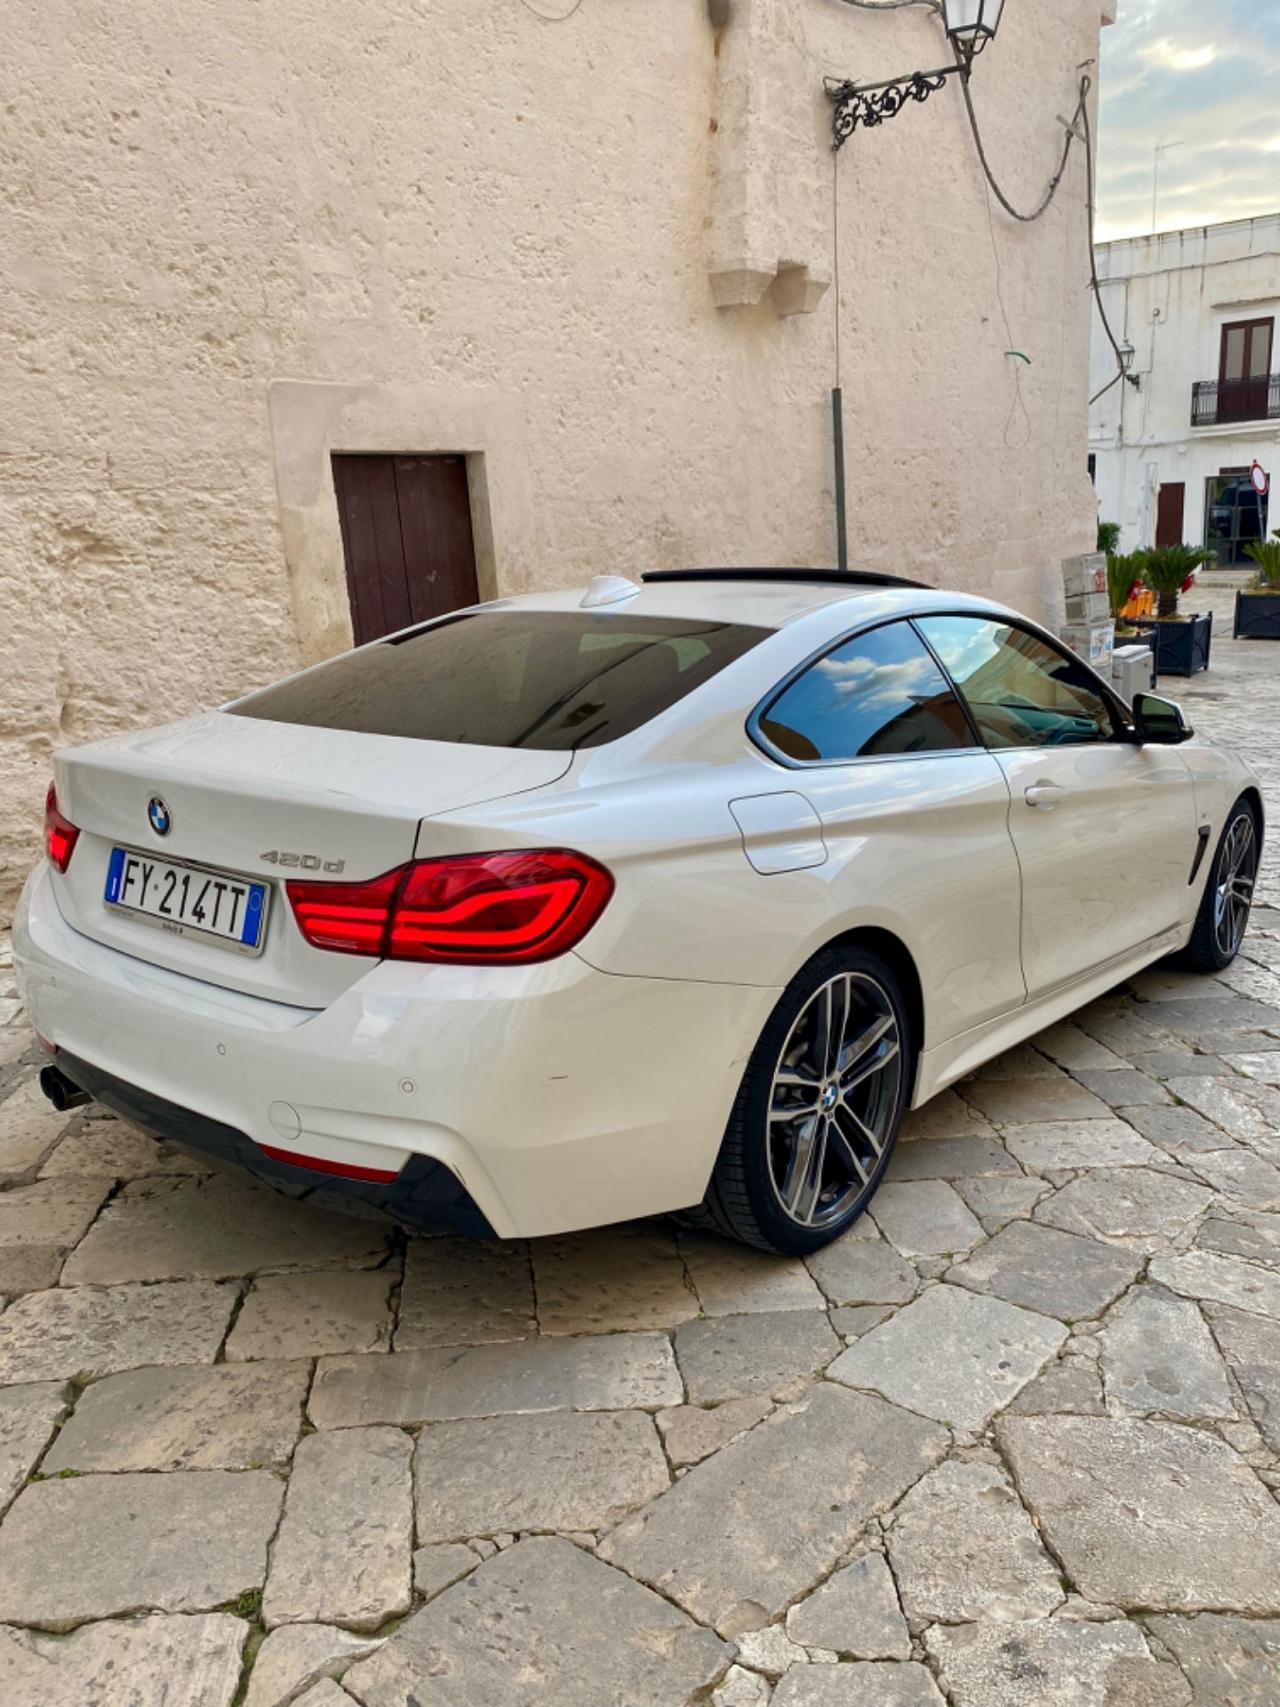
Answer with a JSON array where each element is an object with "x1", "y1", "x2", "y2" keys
[{"x1": 1025, "y1": 783, "x2": 1067, "y2": 810}]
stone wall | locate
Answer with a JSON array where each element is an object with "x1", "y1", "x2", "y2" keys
[{"x1": 1, "y1": 0, "x2": 1108, "y2": 916}]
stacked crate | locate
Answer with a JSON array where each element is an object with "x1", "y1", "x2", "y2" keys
[{"x1": 1061, "y1": 553, "x2": 1113, "y2": 676}]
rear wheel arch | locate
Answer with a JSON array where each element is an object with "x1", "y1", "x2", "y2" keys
[
  {"x1": 1239, "y1": 785, "x2": 1265, "y2": 841},
  {"x1": 817, "y1": 925, "x2": 925, "y2": 1070}
]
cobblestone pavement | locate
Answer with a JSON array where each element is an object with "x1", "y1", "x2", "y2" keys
[{"x1": 2, "y1": 572, "x2": 1280, "y2": 1704}]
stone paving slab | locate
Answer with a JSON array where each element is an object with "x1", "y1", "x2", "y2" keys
[
  {"x1": 43, "y1": 1361, "x2": 309, "y2": 1472},
  {"x1": 531, "y1": 1224, "x2": 698, "y2": 1333},
  {"x1": 674, "y1": 1310, "x2": 840, "y2": 1403},
  {"x1": 656, "y1": 1396, "x2": 772, "y2": 1467},
  {"x1": 828, "y1": 1284, "x2": 1066, "y2": 1429},
  {"x1": 310, "y1": 1332, "x2": 682, "y2": 1427},
  {"x1": 341, "y1": 1536, "x2": 731, "y2": 1706},
  {"x1": 245, "y1": 1624, "x2": 383, "y2": 1707},
  {"x1": 0, "y1": 1612, "x2": 249, "y2": 1707},
  {"x1": 1033, "y1": 1166, "x2": 1214, "y2": 1251},
  {"x1": 962, "y1": 1075, "x2": 1113, "y2": 1125},
  {"x1": 1001, "y1": 1119, "x2": 1164, "y2": 1172},
  {"x1": 264, "y1": 1428, "x2": 412, "y2": 1632},
  {"x1": 1197, "y1": 1210, "x2": 1280, "y2": 1267},
  {"x1": 885, "y1": 1458, "x2": 1063, "y2": 1623},
  {"x1": 1187, "y1": 1147, "x2": 1280, "y2": 1209},
  {"x1": 0, "y1": 1080, "x2": 72, "y2": 1185},
  {"x1": 804, "y1": 1234, "x2": 917, "y2": 1306},
  {"x1": 680, "y1": 1235, "x2": 825, "y2": 1314},
  {"x1": 1099, "y1": 1287, "x2": 1234, "y2": 1420},
  {"x1": 395, "y1": 1237, "x2": 535, "y2": 1349},
  {"x1": 998, "y1": 1414, "x2": 1280, "y2": 1612},
  {"x1": 415, "y1": 1409, "x2": 668, "y2": 1539},
  {"x1": 227, "y1": 1269, "x2": 395, "y2": 1361},
  {"x1": 0, "y1": 1177, "x2": 111, "y2": 1292},
  {"x1": 39, "y1": 1115, "x2": 203, "y2": 1181},
  {"x1": 1205, "y1": 1304, "x2": 1280, "y2": 1450},
  {"x1": 946, "y1": 1220, "x2": 1142, "y2": 1322},
  {"x1": 0, "y1": 1383, "x2": 68, "y2": 1515},
  {"x1": 61, "y1": 1175, "x2": 390, "y2": 1285},
  {"x1": 0, "y1": 1470, "x2": 284, "y2": 1628},
  {"x1": 1149, "y1": 1249, "x2": 1280, "y2": 1319},
  {"x1": 600, "y1": 1384, "x2": 946, "y2": 1633},
  {"x1": 868, "y1": 1181, "x2": 984, "y2": 1258},
  {"x1": 771, "y1": 1663, "x2": 946, "y2": 1706},
  {"x1": 1145, "y1": 1614, "x2": 1280, "y2": 1705},
  {"x1": 924, "y1": 1619, "x2": 1189, "y2": 1707},
  {"x1": 0, "y1": 1280, "x2": 237, "y2": 1384},
  {"x1": 883, "y1": 1133, "x2": 1019, "y2": 1180},
  {"x1": 411, "y1": 1543, "x2": 477, "y2": 1602},
  {"x1": 785, "y1": 1553, "x2": 910, "y2": 1658}
]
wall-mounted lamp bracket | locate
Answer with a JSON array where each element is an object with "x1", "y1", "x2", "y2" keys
[{"x1": 825, "y1": 65, "x2": 959, "y2": 151}]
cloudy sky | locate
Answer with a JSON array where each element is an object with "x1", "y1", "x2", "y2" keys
[{"x1": 1096, "y1": 0, "x2": 1280, "y2": 240}]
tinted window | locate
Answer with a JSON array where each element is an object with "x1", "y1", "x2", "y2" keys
[
  {"x1": 917, "y1": 616, "x2": 1115, "y2": 750},
  {"x1": 757, "y1": 622, "x2": 972, "y2": 763},
  {"x1": 231, "y1": 612, "x2": 767, "y2": 750}
]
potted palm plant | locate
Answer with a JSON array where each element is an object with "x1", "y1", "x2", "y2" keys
[
  {"x1": 1107, "y1": 550, "x2": 1155, "y2": 655},
  {"x1": 1235, "y1": 531, "x2": 1280, "y2": 639},
  {"x1": 1133, "y1": 544, "x2": 1215, "y2": 675}
]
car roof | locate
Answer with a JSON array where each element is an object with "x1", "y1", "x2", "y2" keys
[{"x1": 486, "y1": 571, "x2": 1011, "y2": 633}]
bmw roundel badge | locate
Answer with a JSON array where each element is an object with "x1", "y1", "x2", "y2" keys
[{"x1": 147, "y1": 796, "x2": 172, "y2": 837}]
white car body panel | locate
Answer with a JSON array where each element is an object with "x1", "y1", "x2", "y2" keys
[{"x1": 14, "y1": 574, "x2": 1261, "y2": 1238}]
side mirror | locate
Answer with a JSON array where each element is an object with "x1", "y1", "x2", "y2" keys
[{"x1": 1133, "y1": 692, "x2": 1193, "y2": 745}]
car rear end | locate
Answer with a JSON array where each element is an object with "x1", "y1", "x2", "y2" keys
[{"x1": 14, "y1": 594, "x2": 783, "y2": 1237}]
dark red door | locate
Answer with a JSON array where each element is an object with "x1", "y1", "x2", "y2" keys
[
  {"x1": 1155, "y1": 481, "x2": 1185, "y2": 548},
  {"x1": 332, "y1": 454, "x2": 480, "y2": 646},
  {"x1": 1219, "y1": 319, "x2": 1274, "y2": 424}
]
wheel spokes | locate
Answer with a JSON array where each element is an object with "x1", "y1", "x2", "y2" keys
[{"x1": 767, "y1": 972, "x2": 903, "y2": 1231}]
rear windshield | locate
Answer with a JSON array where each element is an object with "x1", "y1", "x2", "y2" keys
[{"x1": 230, "y1": 611, "x2": 768, "y2": 750}]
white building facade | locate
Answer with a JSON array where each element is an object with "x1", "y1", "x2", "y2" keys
[
  {"x1": 1089, "y1": 213, "x2": 1280, "y2": 564},
  {"x1": 3, "y1": 0, "x2": 1114, "y2": 914}
]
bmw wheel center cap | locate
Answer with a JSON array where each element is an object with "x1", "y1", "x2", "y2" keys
[{"x1": 148, "y1": 796, "x2": 172, "y2": 837}]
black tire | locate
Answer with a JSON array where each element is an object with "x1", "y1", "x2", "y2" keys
[
  {"x1": 689, "y1": 943, "x2": 913, "y2": 1255},
  {"x1": 1178, "y1": 797, "x2": 1259, "y2": 973}
]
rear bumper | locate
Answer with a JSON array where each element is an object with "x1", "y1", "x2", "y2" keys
[
  {"x1": 53, "y1": 1049, "x2": 496, "y2": 1236},
  {"x1": 15, "y1": 862, "x2": 777, "y2": 1238}
]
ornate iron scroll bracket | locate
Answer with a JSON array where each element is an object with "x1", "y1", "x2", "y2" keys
[{"x1": 825, "y1": 65, "x2": 958, "y2": 151}]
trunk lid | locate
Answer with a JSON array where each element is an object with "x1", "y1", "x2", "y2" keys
[{"x1": 53, "y1": 711, "x2": 572, "y2": 1006}]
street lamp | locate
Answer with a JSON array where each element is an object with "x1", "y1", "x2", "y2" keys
[
  {"x1": 826, "y1": 0, "x2": 1008, "y2": 150},
  {"x1": 943, "y1": 0, "x2": 1006, "y2": 67}
]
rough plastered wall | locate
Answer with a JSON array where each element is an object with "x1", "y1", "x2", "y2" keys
[{"x1": 1, "y1": 0, "x2": 1105, "y2": 916}]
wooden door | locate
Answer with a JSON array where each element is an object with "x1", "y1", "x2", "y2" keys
[
  {"x1": 1219, "y1": 319, "x2": 1274, "y2": 423},
  {"x1": 332, "y1": 454, "x2": 480, "y2": 646},
  {"x1": 1155, "y1": 481, "x2": 1185, "y2": 548}
]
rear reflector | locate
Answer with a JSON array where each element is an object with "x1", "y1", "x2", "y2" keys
[
  {"x1": 287, "y1": 849, "x2": 614, "y2": 965},
  {"x1": 259, "y1": 1144, "x2": 399, "y2": 1183},
  {"x1": 44, "y1": 784, "x2": 80, "y2": 874}
]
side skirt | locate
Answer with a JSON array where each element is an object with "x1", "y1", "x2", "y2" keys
[{"x1": 912, "y1": 924, "x2": 1186, "y2": 1106}]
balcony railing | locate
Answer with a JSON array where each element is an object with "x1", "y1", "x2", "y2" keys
[{"x1": 1191, "y1": 374, "x2": 1280, "y2": 427}]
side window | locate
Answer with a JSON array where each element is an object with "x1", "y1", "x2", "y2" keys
[
  {"x1": 916, "y1": 616, "x2": 1116, "y2": 751},
  {"x1": 757, "y1": 621, "x2": 973, "y2": 763}
]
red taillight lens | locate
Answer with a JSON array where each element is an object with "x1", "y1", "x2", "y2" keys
[
  {"x1": 44, "y1": 784, "x2": 80, "y2": 874},
  {"x1": 287, "y1": 850, "x2": 614, "y2": 965}
]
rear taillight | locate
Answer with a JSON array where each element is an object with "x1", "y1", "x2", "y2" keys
[
  {"x1": 286, "y1": 850, "x2": 614, "y2": 965},
  {"x1": 44, "y1": 784, "x2": 80, "y2": 874}
]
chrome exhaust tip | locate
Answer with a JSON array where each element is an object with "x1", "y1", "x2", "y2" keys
[{"x1": 39, "y1": 1064, "x2": 92, "y2": 1113}]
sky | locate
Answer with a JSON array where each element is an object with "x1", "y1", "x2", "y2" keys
[{"x1": 1095, "y1": 0, "x2": 1280, "y2": 240}]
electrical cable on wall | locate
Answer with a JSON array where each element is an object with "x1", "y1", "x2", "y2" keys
[{"x1": 517, "y1": 0, "x2": 584, "y2": 20}]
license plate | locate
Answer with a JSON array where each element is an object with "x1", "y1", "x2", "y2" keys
[{"x1": 104, "y1": 848, "x2": 269, "y2": 954}]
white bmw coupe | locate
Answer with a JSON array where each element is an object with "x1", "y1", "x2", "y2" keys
[{"x1": 15, "y1": 569, "x2": 1261, "y2": 1254}]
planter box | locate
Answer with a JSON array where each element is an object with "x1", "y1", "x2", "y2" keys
[
  {"x1": 1133, "y1": 610, "x2": 1212, "y2": 677},
  {"x1": 1234, "y1": 590, "x2": 1280, "y2": 639}
]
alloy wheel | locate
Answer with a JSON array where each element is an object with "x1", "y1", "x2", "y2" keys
[
  {"x1": 1214, "y1": 812, "x2": 1257, "y2": 960},
  {"x1": 766, "y1": 972, "x2": 902, "y2": 1230}
]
